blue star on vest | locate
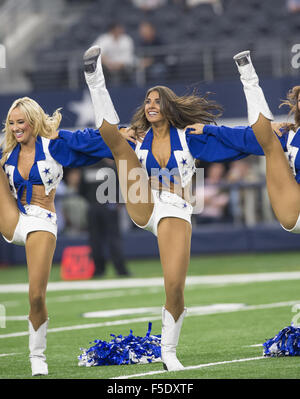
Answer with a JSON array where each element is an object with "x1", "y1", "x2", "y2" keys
[
  {"x1": 43, "y1": 168, "x2": 50, "y2": 175},
  {"x1": 181, "y1": 158, "x2": 187, "y2": 166},
  {"x1": 288, "y1": 154, "x2": 293, "y2": 163},
  {"x1": 183, "y1": 202, "x2": 187, "y2": 208},
  {"x1": 6, "y1": 172, "x2": 10, "y2": 179},
  {"x1": 47, "y1": 178, "x2": 53, "y2": 185},
  {"x1": 47, "y1": 213, "x2": 53, "y2": 219},
  {"x1": 139, "y1": 157, "x2": 144, "y2": 164}
]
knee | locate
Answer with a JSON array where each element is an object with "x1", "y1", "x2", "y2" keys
[
  {"x1": 281, "y1": 215, "x2": 299, "y2": 231},
  {"x1": 276, "y1": 204, "x2": 300, "y2": 231}
]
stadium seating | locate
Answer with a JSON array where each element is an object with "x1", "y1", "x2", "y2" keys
[{"x1": 22, "y1": 0, "x2": 296, "y2": 90}]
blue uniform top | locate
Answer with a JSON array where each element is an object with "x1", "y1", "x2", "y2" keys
[
  {"x1": 4, "y1": 124, "x2": 295, "y2": 213},
  {"x1": 58, "y1": 126, "x2": 261, "y2": 188},
  {"x1": 2, "y1": 130, "x2": 110, "y2": 213},
  {"x1": 201, "y1": 124, "x2": 300, "y2": 181}
]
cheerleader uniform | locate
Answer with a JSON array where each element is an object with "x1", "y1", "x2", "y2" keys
[
  {"x1": 58, "y1": 124, "x2": 266, "y2": 236},
  {"x1": 2, "y1": 131, "x2": 111, "y2": 246},
  {"x1": 201, "y1": 123, "x2": 300, "y2": 233}
]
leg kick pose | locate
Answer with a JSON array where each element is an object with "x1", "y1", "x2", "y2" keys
[
  {"x1": 234, "y1": 51, "x2": 300, "y2": 232},
  {"x1": 84, "y1": 46, "x2": 192, "y2": 371}
]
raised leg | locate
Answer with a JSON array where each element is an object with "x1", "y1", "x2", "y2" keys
[
  {"x1": 0, "y1": 167, "x2": 19, "y2": 240},
  {"x1": 157, "y1": 217, "x2": 191, "y2": 371},
  {"x1": 234, "y1": 51, "x2": 300, "y2": 230},
  {"x1": 83, "y1": 46, "x2": 154, "y2": 227}
]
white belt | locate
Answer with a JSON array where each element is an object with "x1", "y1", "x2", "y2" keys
[{"x1": 23, "y1": 204, "x2": 57, "y2": 225}]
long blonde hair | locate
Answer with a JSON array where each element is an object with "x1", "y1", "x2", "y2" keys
[
  {"x1": 279, "y1": 86, "x2": 300, "y2": 132},
  {"x1": 1, "y1": 97, "x2": 62, "y2": 165},
  {"x1": 130, "y1": 86, "x2": 223, "y2": 135}
]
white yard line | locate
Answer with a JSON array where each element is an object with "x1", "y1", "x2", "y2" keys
[
  {"x1": 2, "y1": 287, "x2": 162, "y2": 308},
  {"x1": 112, "y1": 356, "x2": 265, "y2": 379},
  {"x1": 1, "y1": 299, "x2": 299, "y2": 339},
  {"x1": 82, "y1": 303, "x2": 246, "y2": 318},
  {"x1": 4, "y1": 316, "x2": 28, "y2": 321},
  {"x1": 1, "y1": 271, "x2": 300, "y2": 293},
  {"x1": 0, "y1": 316, "x2": 162, "y2": 338},
  {"x1": 46, "y1": 287, "x2": 161, "y2": 304},
  {"x1": 81, "y1": 300, "x2": 300, "y2": 319},
  {"x1": 0, "y1": 353, "x2": 19, "y2": 357}
]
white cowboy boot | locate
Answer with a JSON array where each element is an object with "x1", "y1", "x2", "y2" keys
[
  {"x1": 233, "y1": 50, "x2": 274, "y2": 126},
  {"x1": 161, "y1": 307, "x2": 186, "y2": 371},
  {"x1": 83, "y1": 45, "x2": 120, "y2": 128},
  {"x1": 28, "y1": 318, "x2": 49, "y2": 376}
]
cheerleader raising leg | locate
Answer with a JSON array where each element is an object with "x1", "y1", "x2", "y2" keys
[
  {"x1": 83, "y1": 46, "x2": 188, "y2": 371},
  {"x1": 83, "y1": 46, "x2": 154, "y2": 227},
  {"x1": 234, "y1": 51, "x2": 300, "y2": 232}
]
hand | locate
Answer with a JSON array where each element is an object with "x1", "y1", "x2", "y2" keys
[
  {"x1": 135, "y1": 129, "x2": 147, "y2": 143},
  {"x1": 119, "y1": 127, "x2": 137, "y2": 144},
  {"x1": 119, "y1": 127, "x2": 146, "y2": 144},
  {"x1": 271, "y1": 122, "x2": 288, "y2": 136},
  {"x1": 185, "y1": 123, "x2": 205, "y2": 134}
]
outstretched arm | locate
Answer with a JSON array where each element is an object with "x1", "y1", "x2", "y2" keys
[
  {"x1": 49, "y1": 127, "x2": 137, "y2": 168},
  {"x1": 185, "y1": 122, "x2": 288, "y2": 136},
  {"x1": 185, "y1": 123, "x2": 288, "y2": 159},
  {"x1": 49, "y1": 128, "x2": 113, "y2": 167},
  {"x1": 55, "y1": 128, "x2": 114, "y2": 158}
]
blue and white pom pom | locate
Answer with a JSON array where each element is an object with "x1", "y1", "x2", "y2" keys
[
  {"x1": 263, "y1": 325, "x2": 300, "y2": 357},
  {"x1": 78, "y1": 322, "x2": 161, "y2": 367}
]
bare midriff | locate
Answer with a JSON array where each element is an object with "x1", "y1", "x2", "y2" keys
[
  {"x1": 20, "y1": 185, "x2": 56, "y2": 213},
  {"x1": 149, "y1": 176, "x2": 192, "y2": 204}
]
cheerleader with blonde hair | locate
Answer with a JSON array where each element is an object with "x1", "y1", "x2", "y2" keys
[
  {"x1": 0, "y1": 96, "x2": 113, "y2": 376},
  {"x1": 1, "y1": 97, "x2": 62, "y2": 165}
]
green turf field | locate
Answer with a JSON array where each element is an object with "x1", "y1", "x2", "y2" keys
[{"x1": 1, "y1": 251, "x2": 300, "y2": 380}]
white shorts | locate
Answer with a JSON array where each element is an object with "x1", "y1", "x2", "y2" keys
[
  {"x1": 2, "y1": 204, "x2": 57, "y2": 246},
  {"x1": 281, "y1": 213, "x2": 300, "y2": 234},
  {"x1": 131, "y1": 190, "x2": 193, "y2": 236}
]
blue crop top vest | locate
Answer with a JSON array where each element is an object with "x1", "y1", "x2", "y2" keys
[
  {"x1": 6, "y1": 137, "x2": 47, "y2": 213},
  {"x1": 3, "y1": 132, "x2": 104, "y2": 213},
  {"x1": 140, "y1": 126, "x2": 181, "y2": 185}
]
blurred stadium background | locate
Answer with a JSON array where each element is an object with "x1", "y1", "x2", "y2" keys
[
  {"x1": 0, "y1": 0, "x2": 300, "y2": 265},
  {"x1": 1, "y1": 0, "x2": 300, "y2": 381}
]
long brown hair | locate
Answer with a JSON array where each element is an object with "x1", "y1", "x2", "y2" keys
[
  {"x1": 1, "y1": 97, "x2": 62, "y2": 165},
  {"x1": 130, "y1": 86, "x2": 223, "y2": 134},
  {"x1": 279, "y1": 85, "x2": 300, "y2": 132}
]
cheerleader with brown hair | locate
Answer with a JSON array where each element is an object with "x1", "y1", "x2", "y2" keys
[
  {"x1": 186, "y1": 52, "x2": 300, "y2": 235},
  {"x1": 226, "y1": 52, "x2": 300, "y2": 234},
  {"x1": 82, "y1": 45, "x2": 266, "y2": 371}
]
